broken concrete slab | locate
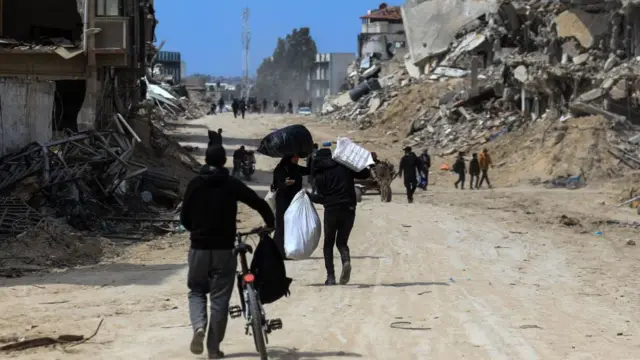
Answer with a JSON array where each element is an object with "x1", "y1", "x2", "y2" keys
[
  {"x1": 401, "y1": 0, "x2": 500, "y2": 66},
  {"x1": 572, "y1": 53, "x2": 590, "y2": 65},
  {"x1": 368, "y1": 96, "x2": 382, "y2": 114},
  {"x1": 555, "y1": 9, "x2": 609, "y2": 49},
  {"x1": 601, "y1": 78, "x2": 615, "y2": 90},
  {"x1": 441, "y1": 32, "x2": 488, "y2": 67},
  {"x1": 578, "y1": 88, "x2": 605, "y2": 102},
  {"x1": 604, "y1": 54, "x2": 619, "y2": 72},
  {"x1": 432, "y1": 67, "x2": 469, "y2": 78},
  {"x1": 513, "y1": 65, "x2": 528, "y2": 82},
  {"x1": 404, "y1": 54, "x2": 422, "y2": 79}
]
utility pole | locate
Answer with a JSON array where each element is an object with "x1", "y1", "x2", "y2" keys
[{"x1": 241, "y1": 7, "x2": 251, "y2": 99}]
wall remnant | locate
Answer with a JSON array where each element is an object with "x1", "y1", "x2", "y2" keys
[{"x1": 0, "y1": 79, "x2": 55, "y2": 157}]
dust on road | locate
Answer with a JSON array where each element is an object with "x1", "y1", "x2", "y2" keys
[{"x1": 1, "y1": 112, "x2": 639, "y2": 360}]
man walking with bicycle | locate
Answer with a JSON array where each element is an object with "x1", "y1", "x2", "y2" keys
[{"x1": 180, "y1": 145, "x2": 275, "y2": 359}]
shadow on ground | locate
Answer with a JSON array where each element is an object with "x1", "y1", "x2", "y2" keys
[
  {"x1": 305, "y1": 281, "x2": 450, "y2": 289},
  {"x1": 0, "y1": 263, "x2": 185, "y2": 288},
  {"x1": 224, "y1": 347, "x2": 362, "y2": 359}
]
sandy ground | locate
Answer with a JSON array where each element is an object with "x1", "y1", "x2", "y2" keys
[{"x1": 1, "y1": 112, "x2": 639, "y2": 360}]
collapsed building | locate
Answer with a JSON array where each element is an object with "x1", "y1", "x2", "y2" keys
[
  {"x1": 322, "y1": 0, "x2": 640, "y2": 167},
  {"x1": 0, "y1": 0, "x2": 157, "y2": 156},
  {"x1": 0, "y1": 1, "x2": 205, "y2": 256}
]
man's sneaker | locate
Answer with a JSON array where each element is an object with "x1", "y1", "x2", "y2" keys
[
  {"x1": 339, "y1": 262, "x2": 352, "y2": 285},
  {"x1": 190, "y1": 328, "x2": 205, "y2": 355},
  {"x1": 208, "y1": 350, "x2": 225, "y2": 359},
  {"x1": 325, "y1": 277, "x2": 336, "y2": 286}
]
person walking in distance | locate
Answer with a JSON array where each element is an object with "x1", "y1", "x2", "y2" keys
[
  {"x1": 239, "y1": 98, "x2": 247, "y2": 119},
  {"x1": 307, "y1": 148, "x2": 370, "y2": 285},
  {"x1": 398, "y1": 146, "x2": 421, "y2": 203},
  {"x1": 478, "y1": 148, "x2": 493, "y2": 188},
  {"x1": 217, "y1": 97, "x2": 225, "y2": 114},
  {"x1": 418, "y1": 149, "x2": 431, "y2": 190},
  {"x1": 453, "y1": 152, "x2": 466, "y2": 189},
  {"x1": 180, "y1": 146, "x2": 274, "y2": 359},
  {"x1": 468, "y1": 153, "x2": 480, "y2": 189},
  {"x1": 231, "y1": 98, "x2": 239, "y2": 118}
]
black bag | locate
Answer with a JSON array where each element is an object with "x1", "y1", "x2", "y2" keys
[
  {"x1": 250, "y1": 234, "x2": 292, "y2": 304},
  {"x1": 257, "y1": 124, "x2": 313, "y2": 158}
]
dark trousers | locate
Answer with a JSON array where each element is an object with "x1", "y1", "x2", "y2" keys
[
  {"x1": 455, "y1": 173, "x2": 466, "y2": 189},
  {"x1": 187, "y1": 249, "x2": 237, "y2": 354},
  {"x1": 323, "y1": 207, "x2": 355, "y2": 278},
  {"x1": 241, "y1": 110, "x2": 245, "y2": 119},
  {"x1": 479, "y1": 169, "x2": 491, "y2": 188},
  {"x1": 421, "y1": 170, "x2": 429, "y2": 190},
  {"x1": 405, "y1": 179, "x2": 417, "y2": 202},
  {"x1": 232, "y1": 160, "x2": 241, "y2": 177},
  {"x1": 232, "y1": 109, "x2": 238, "y2": 118},
  {"x1": 469, "y1": 173, "x2": 479, "y2": 188}
]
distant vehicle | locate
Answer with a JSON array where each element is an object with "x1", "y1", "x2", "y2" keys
[{"x1": 297, "y1": 107, "x2": 312, "y2": 115}]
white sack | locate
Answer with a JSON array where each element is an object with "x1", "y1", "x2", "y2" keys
[
  {"x1": 332, "y1": 137, "x2": 374, "y2": 172},
  {"x1": 264, "y1": 190, "x2": 277, "y2": 214},
  {"x1": 284, "y1": 190, "x2": 321, "y2": 260}
]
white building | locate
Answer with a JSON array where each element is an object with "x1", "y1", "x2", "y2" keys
[{"x1": 308, "y1": 52, "x2": 355, "y2": 113}]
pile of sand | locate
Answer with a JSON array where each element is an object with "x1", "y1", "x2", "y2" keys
[
  {"x1": 373, "y1": 79, "x2": 464, "y2": 133},
  {"x1": 487, "y1": 115, "x2": 633, "y2": 185},
  {"x1": 0, "y1": 219, "x2": 119, "y2": 277}
]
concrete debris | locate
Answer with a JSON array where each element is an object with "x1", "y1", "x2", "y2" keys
[
  {"x1": 0, "y1": 119, "x2": 184, "y2": 244},
  {"x1": 322, "y1": 0, "x2": 640, "y2": 159}
]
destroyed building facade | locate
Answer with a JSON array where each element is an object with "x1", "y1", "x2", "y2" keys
[
  {"x1": 308, "y1": 52, "x2": 355, "y2": 113},
  {"x1": 0, "y1": 0, "x2": 157, "y2": 157},
  {"x1": 358, "y1": 3, "x2": 406, "y2": 61}
]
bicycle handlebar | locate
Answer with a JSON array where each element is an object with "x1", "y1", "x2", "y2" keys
[{"x1": 237, "y1": 227, "x2": 273, "y2": 237}]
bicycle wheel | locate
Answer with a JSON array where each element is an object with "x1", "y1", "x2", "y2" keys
[{"x1": 247, "y1": 285, "x2": 268, "y2": 360}]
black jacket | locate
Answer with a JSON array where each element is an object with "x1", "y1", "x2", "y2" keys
[
  {"x1": 180, "y1": 166, "x2": 275, "y2": 249},
  {"x1": 469, "y1": 158, "x2": 480, "y2": 175},
  {"x1": 208, "y1": 130, "x2": 222, "y2": 147},
  {"x1": 272, "y1": 159, "x2": 309, "y2": 206},
  {"x1": 399, "y1": 153, "x2": 421, "y2": 181},
  {"x1": 308, "y1": 149, "x2": 370, "y2": 209},
  {"x1": 233, "y1": 148, "x2": 246, "y2": 162},
  {"x1": 453, "y1": 157, "x2": 466, "y2": 174}
]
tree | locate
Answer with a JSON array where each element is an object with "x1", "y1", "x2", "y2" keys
[{"x1": 254, "y1": 27, "x2": 317, "y2": 103}]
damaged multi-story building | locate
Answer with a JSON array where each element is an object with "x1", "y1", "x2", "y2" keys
[
  {"x1": 395, "y1": 0, "x2": 640, "y2": 124},
  {"x1": 0, "y1": 0, "x2": 157, "y2": 157},
  {"x1": 358, "y1": 3, "x2": 406, "y2": 61}
]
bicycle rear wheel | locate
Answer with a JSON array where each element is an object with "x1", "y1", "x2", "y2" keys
[{"x1": 247, "y1": 285, "x2": 268, "y2": 360}]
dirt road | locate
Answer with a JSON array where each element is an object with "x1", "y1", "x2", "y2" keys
[{"x1": 1, "y1": 112, "x2": 639, "y2": 359}]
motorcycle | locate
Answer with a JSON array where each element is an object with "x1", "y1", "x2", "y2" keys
[{"x1": 241, "y1": 151, "x2": 256, "y2": 181}]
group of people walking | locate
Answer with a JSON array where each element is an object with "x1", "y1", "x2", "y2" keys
[
  {"x1": 452, "y1": 148, "x2": 493, "y2": 190},
  {"x1": 208, "y1": 97, "x2": 247, "y2": 119}
]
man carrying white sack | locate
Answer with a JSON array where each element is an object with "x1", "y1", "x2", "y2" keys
[{"x1": 306, "y1": 148, "x2": 371, "y2": 285}]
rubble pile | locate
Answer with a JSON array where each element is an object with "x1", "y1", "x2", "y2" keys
[
  {"x1": 0, "y1": 127, "x2": 185, "y2": 242},
  {"x1": 146, "y1": 79, "x2": 209, "y2": 120},
  {"x1": 322, "y1": 0, "x2": 640, "y2": 164}
]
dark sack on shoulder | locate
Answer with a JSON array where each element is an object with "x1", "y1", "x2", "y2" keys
[
  {"x1": 257, "y1": 124, "x2": 313, "y2": 158},
  {"x1": 250, "y1": 234, "x2": 292, "y2": 304}
]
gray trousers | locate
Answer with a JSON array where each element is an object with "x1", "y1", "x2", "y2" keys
[{"x1": 187, "y1": 248, "x2": 237, "y2": 353}]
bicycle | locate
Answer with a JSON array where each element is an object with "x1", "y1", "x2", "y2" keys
[{"x1": 228, "y1": 227, "x2": 282, "y2": 360}]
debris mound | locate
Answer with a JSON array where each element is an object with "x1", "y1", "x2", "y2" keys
[{"x1": 321, "y1": 0, "x2": 640, "y2": 185}]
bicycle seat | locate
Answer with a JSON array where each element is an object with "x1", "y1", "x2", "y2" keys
[{"x1": 233, "y1": 242, "x2": 253, "y2": 255}]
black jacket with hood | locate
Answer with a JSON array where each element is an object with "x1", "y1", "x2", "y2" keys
[
  {"x1": 308, "y1": 149, "x2": 370, "y2": 209},
  {"x1": 180, "y1": 165, "x2": 275, "y2": 249}
]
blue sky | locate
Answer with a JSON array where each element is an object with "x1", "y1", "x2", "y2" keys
[{"x1": 154, "y1": 0, "x2": 402, "y2": 77}]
